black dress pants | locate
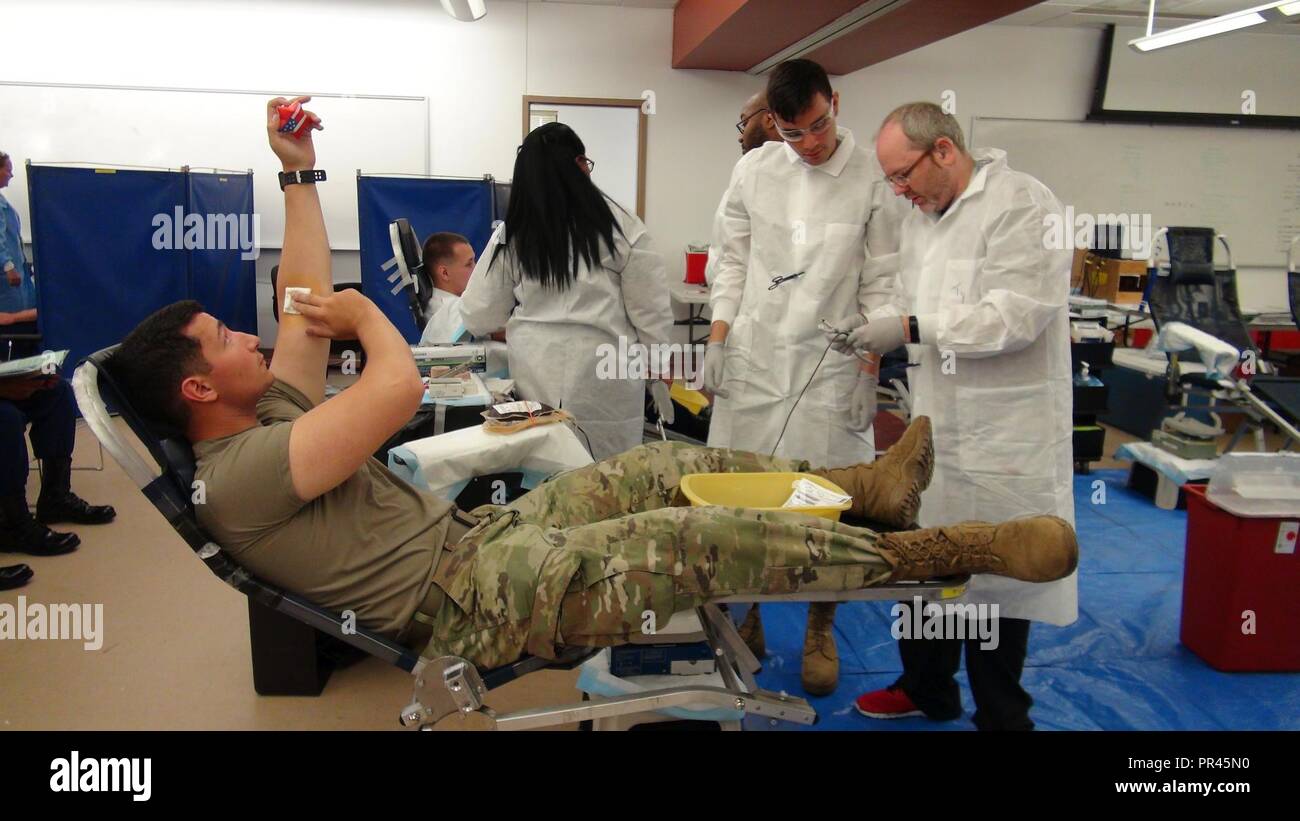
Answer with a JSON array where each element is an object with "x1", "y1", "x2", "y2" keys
[{"x1": 895, "y1": 616, "x2": 1034, "y2": 731}]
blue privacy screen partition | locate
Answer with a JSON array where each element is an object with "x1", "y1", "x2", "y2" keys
[
  {"x1": 187, "y1": 170, "x2": 257, "y2": 335},
  {"x1": 356, "y1": 173, "x2": 495, "y2": 342},
  {"x1": 27, "y1": 164, "x2": 257, "y2": 367}
]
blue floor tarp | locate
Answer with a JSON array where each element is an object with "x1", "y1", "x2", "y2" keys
[{"x1": 744, "y1": 469, "x2": 1300, "y2": 731}]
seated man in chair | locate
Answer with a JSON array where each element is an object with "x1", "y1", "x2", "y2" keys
[
  {"x1": 105, "y1": 97, "x2": 1078, "y2": 672},
  {"x1": 417, "y1": 231, "x2": 475, "y2": 345},
  {"x1": 1, "y1": 373, "x2": 116, "y2": 557},
  {"x1": 1, "y1": 147, "x2": 117, "y2": 557}
]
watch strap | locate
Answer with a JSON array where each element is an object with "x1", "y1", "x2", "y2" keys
[{"x1": 278, "y1": 169, "x2": 326, "y2": 190}]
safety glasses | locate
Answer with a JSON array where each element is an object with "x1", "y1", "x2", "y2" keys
[{"x1": 774, "y1": 108, "x2": 834, "y2": 142}]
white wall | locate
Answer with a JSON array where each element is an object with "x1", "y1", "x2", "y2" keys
[
  {"x1": 832, "y1": 22, "x2": 1286, "y2": 310},
  {"x1": 4, "y1": 0, "x2": 1286, "y2": 336},
  {"x1": 836, "y1": 24, "x2": 1102, "y2": 135}
]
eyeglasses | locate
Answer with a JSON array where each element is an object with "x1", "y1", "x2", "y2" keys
[
  {"x1": 579, "y1": 156, "x2": 595, "y2": 173},
  {"x1": 884, "y1": 145, "x2": 935, "y2": 188},
  {"x1": 735, "y1": 108, "x2": 769, "y2": 134},
  {"x1": 773, "y1": 107, "x2": 835, "y2": 142}
]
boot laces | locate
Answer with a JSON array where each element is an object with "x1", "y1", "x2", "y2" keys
[
  {"x1": 893, "y1": 528, "x2": 1002, "y2": 573},
  {"x1": 806, "y1": 611, "x2": 837, "y2": 656}
]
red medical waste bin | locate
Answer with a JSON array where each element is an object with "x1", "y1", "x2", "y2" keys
[{"x1": 1179, "y1": 484, "x2": 1300, "y2": 671}]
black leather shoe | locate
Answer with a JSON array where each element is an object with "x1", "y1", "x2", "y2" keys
[
  {"x1": 36, "y1": 491, "x2": 117, "y2": 526},
  {"x1": 0, "y1": 563, "x2": 34, "y2": 590},
  {"x1": 0, "y1": 518, "x2": 80, "y2": 556}
]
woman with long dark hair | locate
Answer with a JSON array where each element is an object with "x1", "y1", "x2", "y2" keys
[{"x1": 461, "y1": 123, "x2": 675, "y2": 458}]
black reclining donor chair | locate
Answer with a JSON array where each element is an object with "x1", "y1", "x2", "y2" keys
[
  {"x1": 72, "y1": 346, "x2": 599, "y2": 727},
  {"x1": 1145, "y1": 227, "x2": 1300, "y2": 451},
  {"x1": 74, "y1": 345, "x2": 965, "y2": 729},
  {"x1": 386, "y1": 218, "x2": 434, "y2": 332}
]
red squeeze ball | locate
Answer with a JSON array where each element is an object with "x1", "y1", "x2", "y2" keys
[{"x1": 276, "y1": 102, "x2": 312, "y2": 139}]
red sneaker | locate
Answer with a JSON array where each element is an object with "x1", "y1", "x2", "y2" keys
[{"x1": 854, "y1": 685, "x2": 925, "y2": 719}]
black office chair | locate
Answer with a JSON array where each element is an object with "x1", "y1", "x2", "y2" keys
[
  {"x1": 1146, "y1": 227, "x2": 1300, "y2": 451},
  {"x1": 1146, "y1": 227, "x2": 1255, "y2": 357},
  {"x1": 269, "y1": 265, "x2": 363, "y2": 323},
  {"x1": 269, "y1": 265, "x2": 365, "y2": 362}
]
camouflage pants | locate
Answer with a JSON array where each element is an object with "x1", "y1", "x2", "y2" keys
[{"x1": 420, "y1": 441, "x2": 895, "y2": 669}]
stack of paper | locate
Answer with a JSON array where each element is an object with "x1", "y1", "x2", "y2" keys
[
  {"x1": 0, "y1": 350, "x2": 68, "y2": 380},
  {"x1": 782, "y1": 478, "x2": 852, "y2": 509}
]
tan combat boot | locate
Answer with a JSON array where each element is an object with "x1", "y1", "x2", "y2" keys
[
  {"x1": 801, "y1": 601, "x2": 839, "y2": 696},
  {"x1": 878, "y1": 516, "x2": 1079, "y2": 583},
  {"x1": 813, "y1": 416, "x2": 934, "y2": 529},
  {"x1": 736, "y1": 605, "x2": 766, "y2": 659}
]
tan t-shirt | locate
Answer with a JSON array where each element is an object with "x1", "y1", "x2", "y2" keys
[{"x1": 193, "y1": 380, "x2": 454, "y2": 635}]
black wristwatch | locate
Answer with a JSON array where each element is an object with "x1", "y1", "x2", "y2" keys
[
  {"x1": 278, "y1": 169, "x2": 326, "y2": 190},
  {"x1": 908, "y1": 315, "x2": 920, "y2": 343}
]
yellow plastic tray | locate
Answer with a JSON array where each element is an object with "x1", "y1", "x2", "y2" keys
[
  {"x1": 679, "y1": 472, "x2": 852, "y2": 521},
  {"x1": 670, "y1": 381, "x2": 709, "y2": 415}
]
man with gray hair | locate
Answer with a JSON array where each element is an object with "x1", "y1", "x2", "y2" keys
[{"x1": 822, "y1": 101, "x2": 1077, "y2": 730}]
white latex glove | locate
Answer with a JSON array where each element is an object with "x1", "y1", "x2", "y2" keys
[
  {"x1": 823, "y1": 314, "x2": 867, "y2": 356},
  {"x1": 701, "y1": 341, "x2": 729, "y2": 398},
  {"x1": 847, "y1": 315, "x2": 908, "y2": 356},
  {"x1": 649, "y1": 380, "x2": 675, "y2": 425},
  {"x1": 849, "y1": 371, "x2": 878, "y2": 432}
]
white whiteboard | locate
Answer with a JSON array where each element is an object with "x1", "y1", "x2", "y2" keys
[
  {"x1": 0, "y1": 82, "x2": 429, "y2": 249},
  {"x1": 530, "y1": 103, "x2": 641, "y2": 216},
  {"x1": 971, "y1": 117, "x2": 1300, "y2": 267}
]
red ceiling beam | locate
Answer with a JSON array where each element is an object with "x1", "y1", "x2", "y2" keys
[
  {"x1": 673, "y1": 0, "x2": 1043, "y2": 75},
  {"x1": 673, "y1": 0, "x2": 867, "y2": 71},
  {"x1": 803, "y1": 0, "x2": 1043, "y2": 74}
]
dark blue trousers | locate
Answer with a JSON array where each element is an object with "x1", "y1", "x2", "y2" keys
[{"x1": 0, "y1": 378, "x2": 76, "y2": 496}]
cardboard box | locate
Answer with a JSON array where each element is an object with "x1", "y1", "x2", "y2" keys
[
  {"x1": 1070, "y1": 248, "x2": 1089, "y2": 291},
  {"x1": 1082, "y1": 253, "x2": 1148, "y2": 303}
]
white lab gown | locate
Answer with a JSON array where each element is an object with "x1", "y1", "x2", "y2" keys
[
  {"x1": 460, "y1": 203, "x2": 674, "y2": 460},
  {"x1": 703, "y1": 187, "x2": 728, "y2": 287},
  {"x1": 707, "y1": 127, "x2": 904, "y2": 466},
  {"x1": 869, "y1": 148, "x2": 1077, "y2": 626},
  {"x1": 418, "y1": 288, "x2": 510, "y2": 376},
  {"x1": 418, "y1": 289, "x2": 470, "y2": 345}
]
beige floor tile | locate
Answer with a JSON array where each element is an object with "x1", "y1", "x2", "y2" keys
[{"x1": 2, "y1": 422, "x2": 577, "y2": 731}]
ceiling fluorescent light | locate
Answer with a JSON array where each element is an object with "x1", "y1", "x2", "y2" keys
[
  {"x1": 440, "y1": 0, "x2": 486, "y2": 22},
  {"x1": 1129, "y1": 1, "x2": 1295, "y2": 52}
]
